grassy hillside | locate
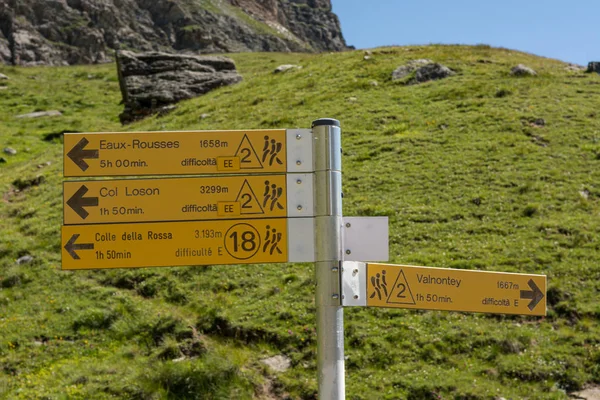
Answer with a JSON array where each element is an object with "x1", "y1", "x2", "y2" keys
[{"x1": 1, "y1": 45, "x2": 599, "y2": 399}]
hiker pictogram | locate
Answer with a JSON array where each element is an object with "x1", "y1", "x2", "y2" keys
[
  {"x1": 235, "y1": 180, "x2": 264, "y2": 214},
  {"x1": 262, "y1": 224, "x2": 283, "y2": 255},
  {"x1": 235, "y1": 134, "x2": 263, "y2": 169},
  {"x1": 369, "y1": 270, "x2": 389, "y2": 300},
  {"x1": 386, "y1": 269, "x2": 416, "y2": 305},
  {"x1": 262, "y1": 135, "x2": 283, "y2": 167},
  {"x1": 262, "y1": 180, "x2": 284, "y2": 212}
]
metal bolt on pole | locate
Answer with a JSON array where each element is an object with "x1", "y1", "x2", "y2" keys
[{"x1": 312, "y1": 118, "x2": 344, "y2": 399}]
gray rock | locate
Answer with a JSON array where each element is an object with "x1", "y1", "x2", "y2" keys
[
  {"x1": 392, "y1": 66, "x2": 413, "y2": 80},
  {"x1": 0, "y1": 73, "x2": 8, "y2": 80},
  {"x1": 392, "y1": 59, "x2": 433, "y2": 80},
  {"x1": 0, "y1": 86, "x2": 7, "y2": 90},
  {"x1": 261, "y1": 355, "x2": 291, "y2": 372},
  {"x1": 3, "y1": 147, "x2": 17, "y2": 155},
  {"x1": 200, "y1": 113, "x2": 211, "y2": 119},
  {"x1": 411, "y1": 63, "x2": 455, "y2": 84},
  {"x1": 274, "y1": 64, "x2": 302, "y2": 73},
  {"x1": 571, "y1": 386, "x2": 600, "y2": 400},
  {"x1": 369, "y1": 80, "x2": 378, "y2": 87},
  {"x1": 12, "y1": 175, "x2": 45, "y2": 190},
  {"x1": 156, "y1": 105, "x2": 177, "y2": 117},
  {"x1": 533, "y1": 118, "x2": 546, "y2": 127},
  {"x1": 587, "y1": 62, "x2": 600, "y2": 74},
  {"x1": 16, "y1": 255, "x2": 34, "y2": 265},
  {"x1": 16, "y1": 110, "x2": 62, "y2": 119},
  {"x1": 117, "y1": 51, "x2": 242, "y2": 123},
  {"x1": 565, "y1": 63, "x2": 586, "y2": 72},
  {"x1": 0, "y1": 0, "x2": 347, "y2": 66},
  {"x1": 511, "y1": 64, "x2": 537, "y2": 76}
]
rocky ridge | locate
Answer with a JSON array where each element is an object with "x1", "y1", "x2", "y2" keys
[{"x1": 0, "y1": 0, "x2": 347, "y2": 66}]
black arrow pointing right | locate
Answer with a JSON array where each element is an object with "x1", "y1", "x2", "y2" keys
[
  {"x1": 64, "y1": 234, "x2": 94, "y2": 260},
  {"x1": 66, "y1": 185, "x2": 99, "y2": 219},
  {"x1": 520, "y1": 279, "x2": 544, "y2": 311},
  {"x1": 67, "y1": 137, "x2": 99, "y2": 171}
]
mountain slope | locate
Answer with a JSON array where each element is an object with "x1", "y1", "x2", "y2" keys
[
  {"x1": 0, "y1": 0, "x2": 347, "y2": 66},
  {"x1": 0, "y1": 45, "x2": 599, "y2": 399}
]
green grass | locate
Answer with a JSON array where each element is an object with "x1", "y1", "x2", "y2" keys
[{"x1": 1, "y1": 45, "x2": 600, "y2": 399}]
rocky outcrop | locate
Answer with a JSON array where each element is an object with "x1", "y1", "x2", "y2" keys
[
  {"x1": 273, "y1": 64, "x2": 302, "y2": 73},
  {"x1": 392, "y1": 59, "x2": 433, "y2": 80},
  {"x1": 0, "y1": 0, "x2": 347, "y2": 66},
  {"x1": 587, "y1": 62, "x2": 600, "y2": 73},
  {"x1": 117, "y1": 51, "x2": 242, "y2": 123},
  {"x1": 392, "y1": 59, "x2": 455, "y2": 84},
  {"x1": 510, "y1": 64, "x2": 537, "y2": 76},
  {"x1": 412, "y1": 63, "x2": 455, "y2": 84},
  {"x1": 268, "y1": 0, "x2": 346, "y2": 52}
]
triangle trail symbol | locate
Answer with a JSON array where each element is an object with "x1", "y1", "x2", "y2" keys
[
  {"x1": 235, "y1": 179, "x2": 264, "y2": 215},
  {"x1": 235, "y1": 134, "x2": 263, "y2": 169},
  {"x1": 386, "y1": 269, "x2": 416, "y2": 305}
]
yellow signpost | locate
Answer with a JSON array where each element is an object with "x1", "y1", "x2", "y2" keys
[
  {"x1": 59, "y1": 120, "x2": 550, "y2": 400},
  {"x1": 63, "y1": 130, "x2": 288, "y2": 177},
  {"x1": 62, "y1": 219, "x2": 289, "y2": 270},
  {"x1": 364, "y1": 263, "x2": 546, "y2": 316},
  {"x1": 63, "y1": 175, "x2": 299, "y2": 224}
]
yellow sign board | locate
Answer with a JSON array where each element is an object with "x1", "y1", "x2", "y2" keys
[
  {"x1": 62, "y1": 219, "x2": 288, "y2": 270},
  {"x1": 63, "y1": 175, "x2": 289, "y2": 224},
  {"x1": 63, "y1": 130, "x2": 287, "y2": 177},
  {"x1": 366, "y1": 263, "x2": 546, "y2": 316}
]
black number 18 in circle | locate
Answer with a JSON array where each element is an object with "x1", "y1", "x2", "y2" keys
[{"x1": 224, "y1": 223, "x2": 260, "y2": 260}]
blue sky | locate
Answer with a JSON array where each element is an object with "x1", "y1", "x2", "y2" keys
[{"x1": 331, "y1": 0, "x2": 599, "y2": 66}]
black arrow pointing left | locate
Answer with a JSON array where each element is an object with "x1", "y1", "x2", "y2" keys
[
  {"x1": 64, "y1": 234, "x2": 94, "y2": 260},
  {"x1": 520, "y1": 279, "x2": 544, "y2": 311},
  {"x1": 67, "y1": 185, "x2": 99, "y2": 219},
  {"x1": 67, "y1": 137, "x2": 99, "y2": 171}
]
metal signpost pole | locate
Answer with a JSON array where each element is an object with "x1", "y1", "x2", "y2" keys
[{"x1": 312, "y1": 118, "x2": 345, "y2": 399}]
